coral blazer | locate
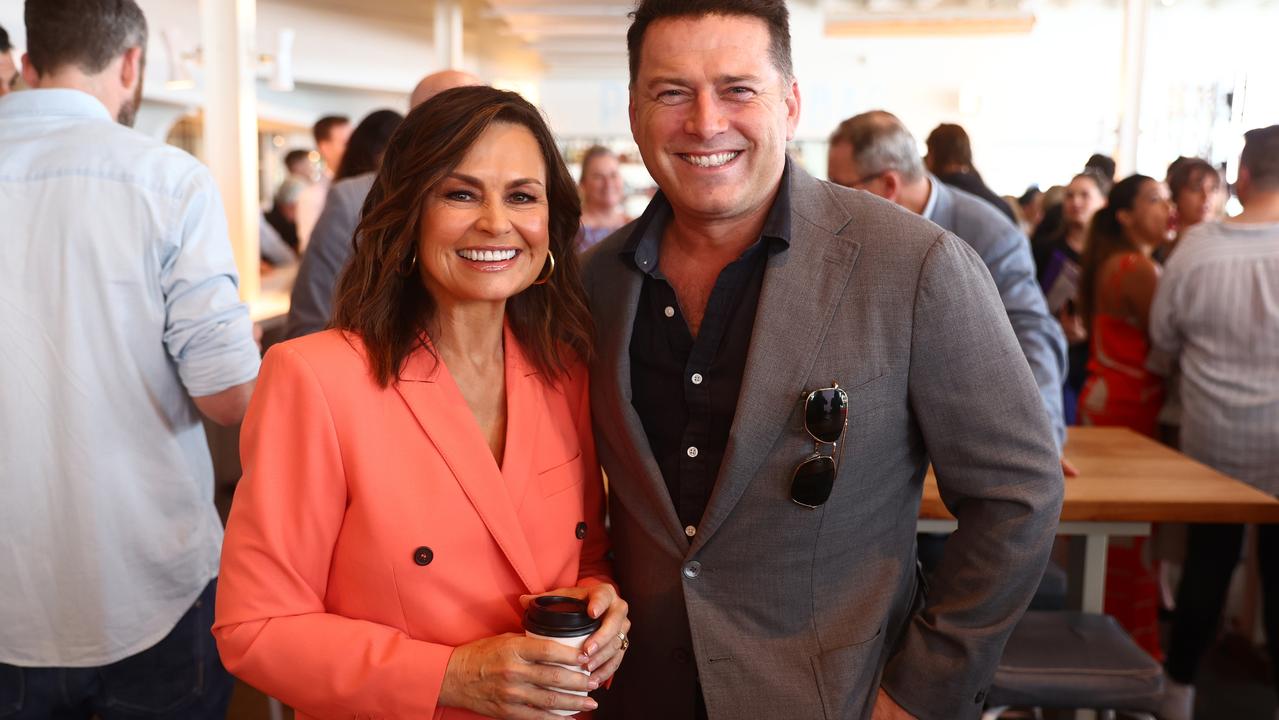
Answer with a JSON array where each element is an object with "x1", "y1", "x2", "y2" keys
[{"x1": 213, "y1": 328, "x2": 611, "y2": 720}]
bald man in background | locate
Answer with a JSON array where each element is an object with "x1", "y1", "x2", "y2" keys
[{"x1": 285, "y1": 69, "x2": 482, "y2": 339}]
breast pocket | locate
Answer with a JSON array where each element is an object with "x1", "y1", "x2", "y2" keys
[{"x1": 536, "y1": 451, "x2": 584, "y2": 498}]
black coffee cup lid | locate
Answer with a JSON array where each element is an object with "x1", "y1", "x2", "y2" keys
[{"x1": 523, "y1": 596, "x2": 602, "y2": 638}]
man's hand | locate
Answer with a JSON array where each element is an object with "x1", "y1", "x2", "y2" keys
[
  {"x1": 1061, "y1": 455, "x2": 1079, "y2": 477},
  {"x1": 872, "y1": 688, "x2": 918, "y2": 719}
]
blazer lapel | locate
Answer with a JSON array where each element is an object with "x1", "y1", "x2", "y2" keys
[
  {"x1": 592, "y1": 241, "x2": 691, "y2": 551},
  {"x1": 691, "y1": 168, "x2": 862, "y2": 553},
  {"x1": 394, "y1": 338, "x2": 546, "y2": 594},
  {"x1": 500, "y1": 324, "x2": 540, "y2": 514}
]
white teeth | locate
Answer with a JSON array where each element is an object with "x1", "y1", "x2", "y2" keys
[
  {"x1": 681, "y1": 152, "x2": 739, "y2": 168},
  {"x1": 458, "y1": 248, "x2": 517, "y2": 262}
]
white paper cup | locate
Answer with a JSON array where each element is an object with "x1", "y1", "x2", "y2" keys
[
  {"x1": 525, "y1": 630, "x2": 592, "y2": 716},
  {"x1": 523, "y1": 596, "x2": 602, "y2": 717}
]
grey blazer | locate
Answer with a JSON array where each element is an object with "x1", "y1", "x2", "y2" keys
[
  {"x1": 284, "y1": 172, "x2": 375, "y2": 339},
  {"x1": 926, "y1": 178, "x2": 1068, "y2": 449},
  {"x1": 582, "y1": 166, "x2": 1063, "y2": 720}
]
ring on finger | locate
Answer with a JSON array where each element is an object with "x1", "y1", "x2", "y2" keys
[{"x1": 617, "y1": 631, "x2": 629, "y2": 651}]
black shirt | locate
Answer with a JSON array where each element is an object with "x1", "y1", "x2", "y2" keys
[{"x1": 624, "y1": 163, "x2": 792, "y2": 538}]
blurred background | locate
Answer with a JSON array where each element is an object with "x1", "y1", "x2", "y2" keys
[{"x1": 3, "y1": 0, "x2": 1276, "y2": 309}]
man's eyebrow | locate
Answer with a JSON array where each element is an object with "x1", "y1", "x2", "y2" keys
[
  {"x1": 646, "y1": 76, "x2": 692, "y2": 89},
  {"x1": 646, "y1": 74, "x2": 763, "y2": 88}
]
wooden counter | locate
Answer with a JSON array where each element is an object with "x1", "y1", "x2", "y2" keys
[{"x1": 922, "y1": 426, "x2": 1279, "y2": 524}]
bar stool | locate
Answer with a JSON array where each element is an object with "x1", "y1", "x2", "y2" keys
[{"x1": 981, "y1": 611, "x2": 1164, "y2": 720}]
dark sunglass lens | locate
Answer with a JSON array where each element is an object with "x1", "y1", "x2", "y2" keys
[
  {"x1": 805, "y1": 389, "x2": 848, "y2": 443},
  {"x1": 791, "y1": 456, "x2": 836, "y2": 508}
]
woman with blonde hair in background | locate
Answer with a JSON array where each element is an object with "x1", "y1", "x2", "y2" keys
[{"x1": 1034, "y1": 170, "x2": 1111, "y2": 423}]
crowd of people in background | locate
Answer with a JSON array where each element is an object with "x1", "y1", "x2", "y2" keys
[{"x1": 3, "y1": 0, "x2": 1279, "y2": 719}]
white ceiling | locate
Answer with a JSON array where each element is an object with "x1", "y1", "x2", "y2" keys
[
  {"x1": 261, "y1": 0, "x2": 1273, "y2": 80},
  {"x1": 483, "y1": 0, "x2": 635, "y2": 72}
]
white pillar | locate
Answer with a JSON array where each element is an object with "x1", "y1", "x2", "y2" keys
[
  {"x1": 435, "y1": 0, "x2": 464, "y2": 69},
  {"x1": 1115, "y1": 0, "x2": 1150, "y2": 176},
  {"x1": 201, "y1": 0, "x2": 259, "y2": 303}
]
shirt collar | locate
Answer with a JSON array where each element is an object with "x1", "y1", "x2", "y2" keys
[
  {"x1": 0, "y1": 88, "x2": 113, "y2": 122},
  {"x1": 921, "y1": 174, "x2": 940, "y2": 222},
  {"x1": 622, "y1": 157, "x2": 794, "y2": 276}
]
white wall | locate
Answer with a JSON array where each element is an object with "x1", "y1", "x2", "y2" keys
[
  {"x1": 0, "y1": 0, "x2": 439, "y2": 129},
  {"x1": 1138, "y1": 2, "x2": 1279, "y2": 181},
  {"x1": 807, "y1": 3, "x2": 1125, "y2": 196}
]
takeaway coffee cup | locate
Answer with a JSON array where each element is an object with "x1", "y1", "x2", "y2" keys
[{"x1": 523, "y1": 595, "x2": 602, "y2": 717}]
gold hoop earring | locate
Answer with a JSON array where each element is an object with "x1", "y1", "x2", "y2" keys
[
  {"x1": 400, "y1": 248, "x2": 418, "y2": 277},
  {"x1": 532, "y1": 249, "x2": 556, "y2": 286}
]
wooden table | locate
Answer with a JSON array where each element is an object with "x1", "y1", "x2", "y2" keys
[{"x1": 918, "y1": 426, "x2": 1279, "y2": 613}]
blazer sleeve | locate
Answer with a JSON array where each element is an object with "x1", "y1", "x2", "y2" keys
[
  {"x1": 285, "y1": 184, "x2": 359, "y2": 340},
  {"x1": 981, "y1": 222, "x2": 1068, "y2": 451},
  {"x1": 213, "y1": 344, "x2": 455, "y2": 719},
  {"x1": 880, "y1": 233, "x2": 1064, "y2": 720},
  {"x1": 570, "y1": 367, "x2": 614, "y2": 589}
]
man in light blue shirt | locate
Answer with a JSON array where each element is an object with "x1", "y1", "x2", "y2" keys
[
  {"x1": 828, "y1": 111, "x2": 1069, "y2": 459},
  {"x1": 0, "y1": 1, "x2": 258, "y2": 716}
]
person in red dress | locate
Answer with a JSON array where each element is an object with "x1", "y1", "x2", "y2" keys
[{"x1": 1077, "y1": 173, "x2": 1173, "y2": 658}]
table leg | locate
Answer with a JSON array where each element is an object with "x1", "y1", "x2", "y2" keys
[{"x1": 1081, "y1": 533, "x2": 1109, "y2": 614}]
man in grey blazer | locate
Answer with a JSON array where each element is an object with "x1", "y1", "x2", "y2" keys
[
  {"x1": 285, "y1": 70, "x2": 481, "y2": 339},
  {"x1": 827, "y1": 111, "x2": 1070, "y2": 467},
  {"x1": 581, "y1": 2, "x2": 1063, "y2": 719}
]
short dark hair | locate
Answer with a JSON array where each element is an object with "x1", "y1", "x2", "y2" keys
[
  {"x1": 0, "y1": 25, "x2": 12, "y2": 53},
  {"x1": 626, "y1": 0, "x2": 793, "y2": 85},
  {"x1": 1241, "y1": 125, "x2": 1279, "y2": 191},
  {"x1": 1165, "y1": 156, "x2": 1220, "y2": 200},
  {"x1": 332, "y1": 86, "x2": 592, "y2": 387},
  {"x1": 1084, "y1": 153, "x2": 1117, "y2": 181},
  {"x1": 24, "y1": 0, "x2": 148, "y2": 76},
  {"x1": 1018, "y1": 186, "x2": 1042, "y2": 208},
  {"x1": 334, "y1": 109, "x2": 404, "y2": 182},
  {"x1": 312, "y1": 115, "x2": 350, "y2": 145},
  {"x1": 284, "y1": 149, "x2": 311, "y2": 172},
  {"x1": 925, "y1": 124, "x2": 973, "y2": 172}
]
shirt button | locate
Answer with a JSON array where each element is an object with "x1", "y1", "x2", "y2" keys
[
  {"x1": 686, "y1": 446, "x2": 699, "y2": 458},
  {"x1": 684, "y1": 525, "x2": 697, "y2": 537},
  {"x1": 412, "y1": 546, "x2": 434, "y2": 566},
  {"x1": 682, "y1": 561, "x2": 701, "y2": 579},
  {"x1": 575, "y1": 521, "x2": 588, "y2": 540},
  {"x1": 691, "y1": 373, "x2": 704, "y2": 385},
  {"x1": 664, "y1": 306, "x2": 676, "y2": 318}
]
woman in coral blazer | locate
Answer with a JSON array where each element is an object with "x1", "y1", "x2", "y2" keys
[{"x1": 214, "y1": 87, "x2": 629, "y2": 719}]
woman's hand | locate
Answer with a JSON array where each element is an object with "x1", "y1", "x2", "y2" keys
[
  {"x1": 522, "y1": 584, "x2": 631, "y2": 688},
  {"x1": 439, "y1": 633, "x2": 598, "y2": 719},
  {"x1": 1058, "y1": 304, "x2": 1087, "y2": 345}
]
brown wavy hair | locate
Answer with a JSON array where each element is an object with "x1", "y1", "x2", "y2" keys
[
  {"x1": 1077, "y1": 174, "x2": 1154, "y2": 330},
  {"x1": 331, "y1": 86, "x2": 592, "y2": 387}
]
